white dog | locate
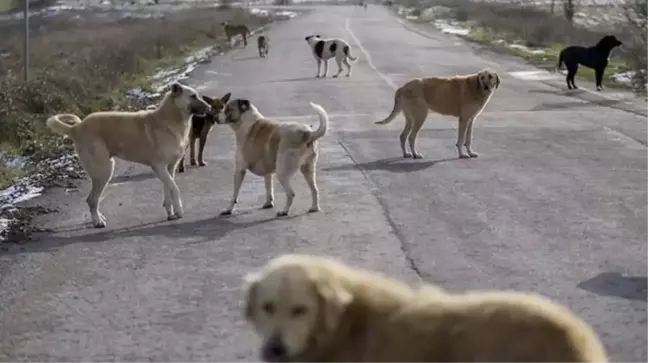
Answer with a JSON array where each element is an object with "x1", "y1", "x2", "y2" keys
[
  {"x1": 305, "y1": 35, "x2": 359, "y2": 78},
  {"x1": 216, "y1": 99, "x2": 329, "y2": 217}
]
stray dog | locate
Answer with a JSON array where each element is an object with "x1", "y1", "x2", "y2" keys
[
  {"x1": 222, "y1": 21, "x2": 251, "y2": 47},
  {"x1": 305, "y1": 35, "x2": 358, "y2": 78},
  {"x1": 46, "y1": 83, "x2": 210, "y2": 228},
  {"x1": 177, "y1": 92, "x2": 232, "y2": 173},
  {"x1": 375, "y1": 69, "x2": 500, "y2": 159},
  {"x1": 243, "y1": 253, "x2": 608, "y2": 362},
  {"x1": 216, "y1": 99, "x2": 329, "y2": 217},
  {"x1": 258, "y1": 34, "x2": 269, "y2": 58},
  {"x1": 557, "y1": 34, "x2": 623, "y2": 91}
]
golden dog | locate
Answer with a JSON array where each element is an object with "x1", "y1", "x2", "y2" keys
[
  {"x1": 375, "y1": 69, "x2": 500, "y2": 159},
  {"x1": 243, "y1": 254, "x2": 607, "y2": 362},
  {"x1": 216, "y1": 99, "x2": 329, "y2": 217},
  {"x1": 46, "y1": 83, "x2": 210, "y2": 228}
]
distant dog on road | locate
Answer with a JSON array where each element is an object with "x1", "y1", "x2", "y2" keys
[
  {"x1": 557, "y1": 34, "x2": 623, "y2": 91},
  {"x1": 376, "y1": 69, "x2": 500, "y2": 159},
  {"x1": 177, "y1": 92, "x2": 232, "y2": 173},
  {"x1": 46, "y1": 83, "x2": 211, "y2": 228},
  {"x1": 216, "y1": 99, "x2": 329, "y2": 217},
  {"x1": 305, "y1": 35, "x2": 358, "y2": 78},
  {"x1": 257, "y1": 34, "x2": 269, "y2": 58},
  {"x1": 222, "y1": 21, "x2": 251, "y2": 47}
]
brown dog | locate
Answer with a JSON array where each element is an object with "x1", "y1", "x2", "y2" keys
[
  {"x1": 177, "y1": 93, "x2": 231, "y2": 173},
  {"x1": 243, "y1": 254, "x2": 607, "y2": 362},
  {"x1": 375, "y1": 69, "x2": 500, "y2": 159}
]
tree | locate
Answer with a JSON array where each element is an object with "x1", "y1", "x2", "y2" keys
[{"x1": 563, "y1": 0, "x2": 576, "y2": 24}]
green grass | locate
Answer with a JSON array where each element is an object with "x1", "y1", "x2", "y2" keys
[
  {"x1": 0, "y1": 0, "x2": 14, "y2": 12},
  {"x1": 0, "y1": 166, "x2": 25, "y2": 190}
]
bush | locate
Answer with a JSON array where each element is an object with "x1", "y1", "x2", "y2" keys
[{"x1": 0, "y1": 8, "x2": 272, "y2": 157}]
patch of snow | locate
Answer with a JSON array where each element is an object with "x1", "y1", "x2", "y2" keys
[
  {"x1": 509, "y1": 69, "x2": 560, "y2": 81},
  {"x1": 509, "y1": 44, "x2": 545, "y2": 55},
  {"x1": 249, "y1": 7, "x2": 270, "y2": 16},
  {"x1": 433, "y1": 19, "x2": 470, "y2": 36},
  {"x1": 274, "y1": 10, "x2": 297, "y2": 19},
  {"x1": 611, "y1": 71, "x2": 635, "y2": 84}
]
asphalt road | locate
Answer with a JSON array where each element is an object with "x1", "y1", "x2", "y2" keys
[{"x1": 1, "y1": 5, "x2": 646, "y2": 362}]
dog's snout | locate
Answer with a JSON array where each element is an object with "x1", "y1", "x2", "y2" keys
[{"x1": 262, "y1": 334, "x2": 287, "y2": 362}]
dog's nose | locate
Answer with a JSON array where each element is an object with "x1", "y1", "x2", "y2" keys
[{"x1": 262, "y1": 334, "x2": 287, "y2": 362}]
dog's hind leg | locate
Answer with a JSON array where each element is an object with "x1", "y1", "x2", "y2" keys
[
  {"x1": 78, "y1": 148, "x2": 114, "y2": 228},
  {"x1": 566, "y1": 65, "x2": 579, "y2": 89},
  {"x1": 275, "y1": 152, "x2": 301, "y2": 217},
  {"x1": 323, "y1": 59, "x2": 329, "y2": 78},
  {"x1": 403, "y1": 99, "x2": 428, "y2": 159},
  {"x1": 464, "y1": 116, "x2": 479, "y2": 158},
  {"x1": 400, "y1": 116, "x2": 413, "y2": 158},
  {"x1": 332, "y1": 55, "x2": 344, "y2": 78},
  {"x1": 301, "y1": 154, "x2": 320, "y2": 213},
  {"x1": 343, "y1": 56, "x2": 352, "y2": 77},
  {"x1": 262, "y1": 174, "x2": 274, "y2": 209},
  {"x1": 189, "y1": 136, "x2": 198, "y2": 166},
  {"x1": 456, "y1": 116, "x2": 471, "y2": 159},
  {"x1": 152, "y1": 162, "x2": 183, "y2": 220}
]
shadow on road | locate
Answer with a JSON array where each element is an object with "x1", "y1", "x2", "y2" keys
[
  {"x1": 323, "y1": 157, "x2": 457, "y2": 173},
  {"x1": 578, "y1": 272, "x2": 647, "y2": 302},
  {"x1": 111, "y1": 171, "x2": 157, "y2": 184},
  {"x1": 265, "y1": 76, "x2": 317, "y2": 83},
  {"x1": 232, "y1": 55, "x2": 262, "y2": 61},
  {"x1": 4, "y1": 214, "x2": 279, "y2": 256}
]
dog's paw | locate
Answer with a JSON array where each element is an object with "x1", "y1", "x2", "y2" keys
[
  {"x1": 403, "y1": 152, "x2": 413, "y2": 158},
  {"x1": 220, "y1": 210, "x2": 233, "y2": 216},
  {"x1": 333, "y1": 74, "x2": 339, "y2": 78},
  {"x1": 413, "y1": 153, "x2": 423, "y2": 159},
  {"x1": 276, "y1": 211, "x2": 289, "y2": 217},
  {"x1": 198, "y1": 161, "x2": 207, "y2": 167},
  {"x1": 262, "y1": 201, "x2": 274, "y2": 209},
  {"x1": 168, "y1": 214, "x2": 182, "y2": 221},
  {"x1": 346, "y1": 73, "x2": 351, "y2": 77},
  {"x1": 93, "y1": 221, "x2": 107, "y2": 228},
  {"x1": 177, "y1": 167, "x2": 185, "y2": 173},
  {"x1": 459, "y1": 153, "x2": 471, "y2": 159},
  {"x1": 596, "y1": 86, "x2": 603, "y2": 91},
  {"x1": 308, "y1": 207, "x2": 320, "y2": 213},
  {"x1": 190, "y1": 159, "x2": 197, "y2": 166},
  {"x1": 468, "y1": 151, "x2": 480, "y2": 158}
]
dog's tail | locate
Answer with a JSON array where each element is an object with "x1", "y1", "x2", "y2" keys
[
  {"x1": 46, "y1": 113, "x2": 82, "y2": 137},
  {"x1": 556, "y1": 51, "x2": 564, "y2": 71},
  {"x1": 307, "y1": 102, "x2": 329, "y2": 143},
  {"x1": 375, "y1": 88, "x2": 403, "y2": 125},
  {"x1": 343, "y1": 45, "x2": 358, "y2": 62}
]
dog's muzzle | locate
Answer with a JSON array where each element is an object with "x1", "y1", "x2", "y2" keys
[{"x1": 262, "y1": 334, "x2": 288, "y2": 362}]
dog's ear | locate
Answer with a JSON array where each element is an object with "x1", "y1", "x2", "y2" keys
[
  {"x1": 238, "y1": 99, "x2": 251, "y2": 112},
  {"x1": 305, "y1": 36, "x2": 310, "y2": 41},
  {"x1": 316, "y1": 34, "x2": 321, "y2": 38},
  {"x1": 314, "y1": 275, "x2": 353, "y2": 332},
  {"x1": 201, "y1": 95, "x2": 214, "y2": 104},
  {"x1": 221, "y1": 92, "x2": 232, "y2": 104},
  {"x1": 475, "y1": 74, "x2": 482, "y2": 92},
  {"x1": 171, "y1": 83, "x2": 183, "y2": 96},
  {"x1": 242, "y1": 272, "x2": 261, "y2": 321},
  {"x1": 495, "y1": 73, "x2": 501, "y2": 89}
]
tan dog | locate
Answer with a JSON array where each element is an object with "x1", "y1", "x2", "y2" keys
[
  {"x1": 216, "y1": 99, "x2": 329, "y2": 217},
  {"x1": 45, "y1": 83, "x2": 211, "y2": 228},
  {"x1": 375, "y1": 69, "x2": 500, "y2": 159},
  {"x1": 222, "y1": 21, "x2": 250, "y2": 47},
  {"x1": 243, "y1": 254, "x2": 607, "y2": 362}
]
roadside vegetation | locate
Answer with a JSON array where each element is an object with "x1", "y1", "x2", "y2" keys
[
  {"x1": 0, "y1": 4, "x2": 299, "y2": 243},
  {"x1": 390, "y1": 0, "x2": 647, "y2": 95}
]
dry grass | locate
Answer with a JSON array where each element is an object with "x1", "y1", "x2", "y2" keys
[{"x1": 0, "y1": 7, "x2": 272, "y2": 164}]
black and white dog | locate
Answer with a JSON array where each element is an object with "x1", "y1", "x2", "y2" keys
[{"x1": 305, "y1": 35, "x2": 359, "y2": 78}]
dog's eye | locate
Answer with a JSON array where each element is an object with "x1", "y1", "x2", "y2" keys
[
  {"x1": 190, "y1": 94, "x2": 197, "y2": 100},
  {"x1": 488, "y1": 74, "x2": 493, "y2": 79},
  {"x1": 291, "y1": 305, "x2": 307, "y2": 317},
  {"x1": 262, "y1": 302, "x2": 275, "y2": 315}
]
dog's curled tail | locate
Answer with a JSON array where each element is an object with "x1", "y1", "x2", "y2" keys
[
  {"x1": 375, "y1": 88, "x2": 403, "y2": 125},
  {"x1": 343, "y1": 45, "x2": 358, "y2": 62},
  {"x1": 307, "y1": 102, "x2": 329, "y2": 143},
  {"x1": 46, "y1": 114, "x2": 82, "y2": 137}
]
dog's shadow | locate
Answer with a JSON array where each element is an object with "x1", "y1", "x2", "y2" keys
[
  {"x1": 232, "y1": 56, "x2": 262, "y2": 61},
  {"x1": 578, "y1": 272, "x2": 647, "y2": 302},
  {"x1": 324, "y1": 157, "x2": 456, "y2": 174},
  {"x1": 265, "y1": 76, "x2": 318, "y2": 84},
  {"x1": 8, "y1": 213, "x2": 282, "y2": 256}
]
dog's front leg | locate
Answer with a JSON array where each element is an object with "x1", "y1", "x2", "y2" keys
[
  {"x1": 316, "y1": 59, "x2": 322, "y2": 78},
  {"x1": 464, "y1": 117, "x2": 479, "y2": 158},
  {"x1": 595, "y1": 67, "x2": 605, "y2": 91},
  {"x1": 262, "y1": 174, "x2": 274, "y2": 209},
  {"x1": 456, "y1": 116, "x2": 471, "y2": 159},
  {"x1": 197, "y1": 132, "x2": 209, "y2": 166},
  {"x1": 189, "y1": 136, "x2": 198, "y2": 166},
  {"x1": 323, "y1": 59, "x2": 329, "y2": 78},
  {"x1": 221, "y1": 168, "x2": 246, "y2": 216}
]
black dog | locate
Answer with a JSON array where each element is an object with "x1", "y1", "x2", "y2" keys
[{"x1": 557, "y1": 35, "x2": 623, "y2": 91}]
